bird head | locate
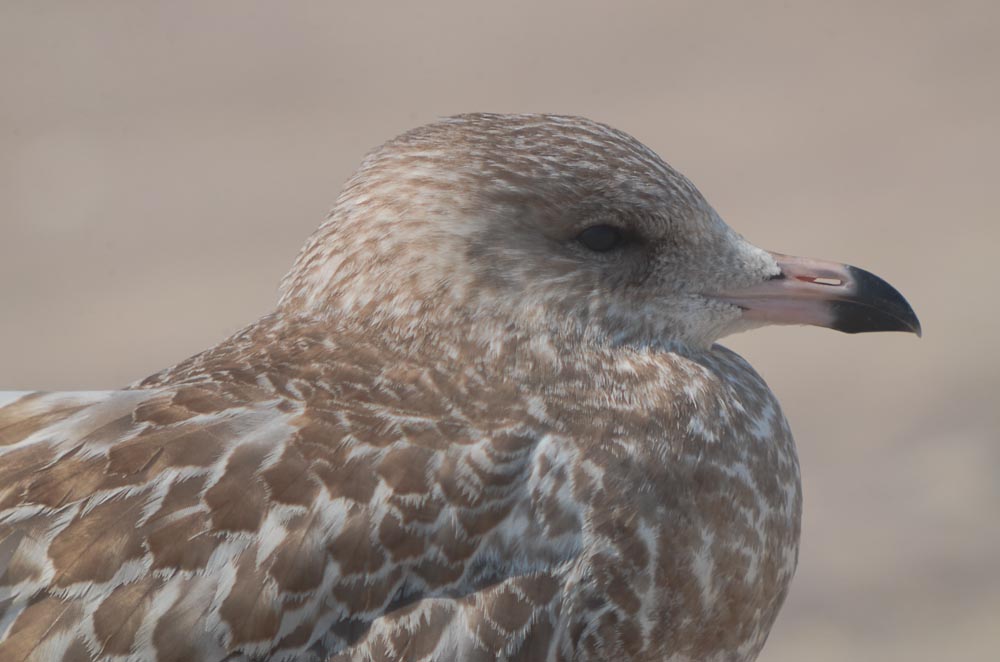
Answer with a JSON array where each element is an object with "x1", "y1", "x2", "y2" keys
[{"x1": 280, "y1": 113, "x2": 920, "y2": 349}]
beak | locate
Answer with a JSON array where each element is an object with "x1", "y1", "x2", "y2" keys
[{"x1": 715, "y1": 252, "x2": 922, "y2": 336}]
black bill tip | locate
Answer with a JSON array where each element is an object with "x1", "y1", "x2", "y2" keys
[{"x1": 830, "y1": 265, "x2": 922, "y2": 336}]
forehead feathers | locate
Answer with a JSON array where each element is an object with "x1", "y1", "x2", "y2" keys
[{"x1": 360, "y1": 113, "x2": 704, "y2": 219}]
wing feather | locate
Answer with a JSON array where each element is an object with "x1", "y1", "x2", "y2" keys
[{"x1": 0, "y1": 365, "x2": 579, "y2": 662}]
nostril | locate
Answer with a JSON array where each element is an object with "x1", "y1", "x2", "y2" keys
[{"x1": 797, "y1": 276, "x2": 843, "y2": 286}]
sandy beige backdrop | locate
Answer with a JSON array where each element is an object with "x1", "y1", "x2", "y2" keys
[{"x1": 2, "y1": 2, "x2": 997, "y2": 660}]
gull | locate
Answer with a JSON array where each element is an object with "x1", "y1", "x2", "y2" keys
[{"x1": 0, "y1": 113, "x2": 920, "y2": 662}]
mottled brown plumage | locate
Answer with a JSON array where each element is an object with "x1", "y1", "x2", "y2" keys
[{"x1": 0, "y1": 114, "x2": 918, "y2": 661}]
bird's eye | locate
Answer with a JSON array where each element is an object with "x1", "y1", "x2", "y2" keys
[{"x1": 577, "y1": 225, "x2": 625, "y2": 252}]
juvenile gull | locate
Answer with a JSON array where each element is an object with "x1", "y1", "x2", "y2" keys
[{"x1": 0, "y1": 114, "x2": 920, "y2": 662}]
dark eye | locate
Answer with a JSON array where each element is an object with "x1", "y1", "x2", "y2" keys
[{"x1": 577, "y1": 225, "x2": 625, "y2": 252}]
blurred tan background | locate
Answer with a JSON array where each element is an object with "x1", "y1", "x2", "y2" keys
[{"x1": 1, "y1": 2, "x2": 997, "y2": 660}]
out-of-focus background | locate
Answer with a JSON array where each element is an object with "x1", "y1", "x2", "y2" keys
[{"x1": 1, "y1": 2, "x2": 996, "y2": 659}]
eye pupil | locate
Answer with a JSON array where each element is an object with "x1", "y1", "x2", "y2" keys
[{"x1": 577, "y1": 225, "x2": 624, "y2": 252}]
